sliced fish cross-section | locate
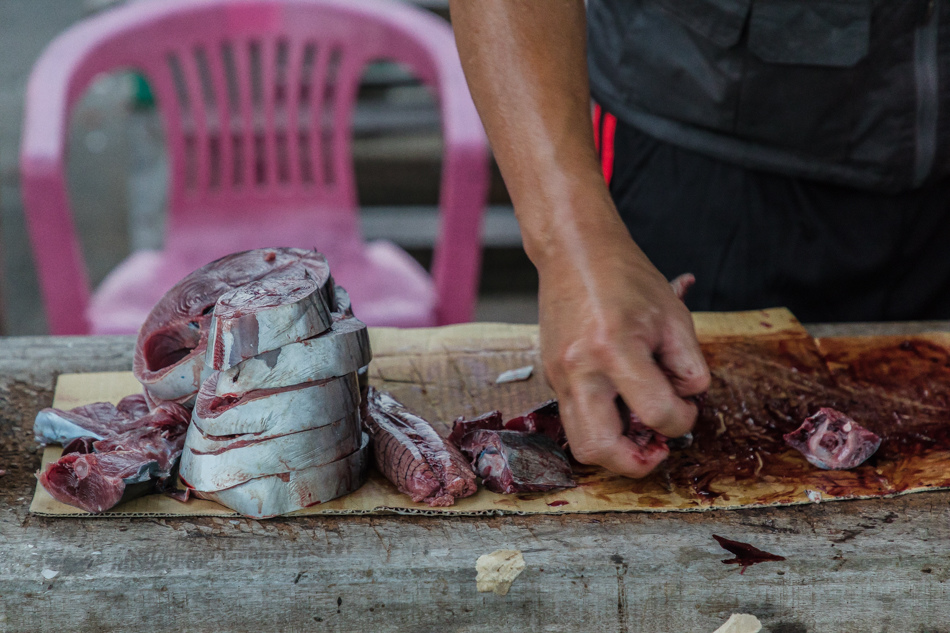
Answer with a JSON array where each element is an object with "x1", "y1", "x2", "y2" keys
[
  {"x1": 206, "y1": 272, "x2": 335, "y2": 371},
  {"x1": 212, "y1": 315, "x2": 370, "y2": 394},
  {"x1": 192, "y1": 372, "x2": 360, "y2": 437},
  {"x1": 193, "y1": 433, "x2": 370, "y2": 518},
  {"x1": 133, "y1": 248, "x2": 332, "y2": 406},
  {"x1": 180, "y1": 416, "x2": 362, "y2": 491}
]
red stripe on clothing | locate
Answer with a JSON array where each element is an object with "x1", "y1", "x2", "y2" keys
[
  {"x1": 601, "y1": 111, "x2": 617, "y2": 185},
  {"x1": 592, "y1": 103, "x2": 602, "y2": 154}
]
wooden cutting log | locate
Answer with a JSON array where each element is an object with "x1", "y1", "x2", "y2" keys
[
  {"x1": 191, "y1": 372, "x2": 360, "y2": 437},
  {"x1": 134, "y1": 248, "x2": 333, "y2": 405},
  {"x1": 206, "y1": 272, "x2": 336, "y2": 371},
  {"x1": 194, "y1": 433, "x2": 369, "y2": 518},
  {"x1": 180, "y1": 415, "x2": 362, "y2": 492},
  {"x1": 212, "y1": 314, "x2": 370, "y2": 393}
]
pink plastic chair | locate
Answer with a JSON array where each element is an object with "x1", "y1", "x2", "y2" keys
[{"x1": 21, "y1": 0, "x2": 488, "y2": 335}]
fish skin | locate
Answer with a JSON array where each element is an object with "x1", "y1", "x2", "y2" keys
[
  {"x1": 180, "y1": 415, "x2": 362, "y2": 492},
  {"x1": 192, "y1": 433, "x2": 369, "y2": 518},
  {"x1": 34, "y1": 409, "x2": 108, "y2": 444}
]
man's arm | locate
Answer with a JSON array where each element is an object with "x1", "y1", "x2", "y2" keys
[{"x1": 450, "y1": 0, "x2": 710, "y2": 477}]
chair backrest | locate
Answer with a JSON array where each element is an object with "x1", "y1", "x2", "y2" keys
[{"x1": 22, "y1": 0, "x2": 488, "y2": 332}]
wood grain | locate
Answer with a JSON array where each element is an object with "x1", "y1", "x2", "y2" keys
[{"x1": 3, "y1": 329, "x2": 950, "y2": 632}]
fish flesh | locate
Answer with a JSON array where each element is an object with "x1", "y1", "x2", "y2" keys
[
  {"x1": 505, "y1": 398, "x2": 670, "y2": 469},
  {"x1": 450, "y1": 409, "x2": 575, "y2": 494},
  {"x1": 206, "y1": 272, "x2": 334, "y2": 371},
  {"x1": 38, "y1": 451, "x2": 164, "y2": 513},
  {"x1": 460, "y1": 430, "x2": 576, "y2": 494},
  {"x1": 34, "y1": 394, "x2": 150, "y2": 444},
  {"x1": 133, "y1": 248, "x2": 333, "y2": 407},
  {"x1": 449, "y1": 398, "x2": 669, "y2": 492},
  {"x1": 193, "y1": 433, "x2": 370, "y2": 519},
  {"x1": 36, "y1": 401, "x2": 190, "y2": 513},
  {"x1": 784, "y1": 407, "x2": 882, "y2": 470},
  {"x1": 362, "y1": 387, "x2": 477, "y2": 507},
  {"x1": 91, "y1": 403, "x2": 190, "y2": 473},
  {"x1": 447, "y1": 410, "x2": 503, "y2": 447},
  {"x1": 191, "y1": 372, "x2": 360, "y2": 437},
  {"x1": 211, "y1": 310, "x2": 370, "y2": 394},
  {"x1": 180, "y1": 415, "x2": 362, "y2": 492},
  {"x1": 616, "y1": 398, "x2": 670, "y2": 467},
  {"x1": 504, "y1": 400, "x2": 566, "y2": 445}
]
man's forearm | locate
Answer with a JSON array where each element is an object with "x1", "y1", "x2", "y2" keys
[{"x1": 449, "y1": 0, "x2": 619, "y2": 269}]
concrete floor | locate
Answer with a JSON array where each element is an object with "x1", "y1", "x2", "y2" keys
[{"x1": 0, "y1": 0, "x2": 539, "y2": 335}]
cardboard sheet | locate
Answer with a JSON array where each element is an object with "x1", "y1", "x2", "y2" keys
[{"x1": 32, "y1": 308, "x2": 950, "y2": 518}]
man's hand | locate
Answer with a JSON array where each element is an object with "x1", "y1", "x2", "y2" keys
[
  {"x1": 536, "y1": 196, "x2": 708, "y2": 477},
  {"x1": 450, "y1": 0, "x2": 710, "y2": 477}
]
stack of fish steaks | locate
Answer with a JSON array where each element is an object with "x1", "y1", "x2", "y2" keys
[{"x1": 134, "y1": 248, "x2": 371, "y2": 518}]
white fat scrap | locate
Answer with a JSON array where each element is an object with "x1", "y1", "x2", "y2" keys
[
  {"x1": 207, "y1": 273, "x2": 334, "y2": 371},
  {"x1": 180, "y1": 415, "x2": 362, "y2": 492},
  {"x1": 806, "y1": 489, "x2": 822, "y2": 503},
  {"x1": 41, "y1": 569, "x2": 59, "y2": 580},
  {"x1": 475, "y1": 550, "x2": 526, "y2": 596},
  {"x1": 215, "y1": 313, "x2": 370, "y2": 393},
  {"x1": 192, "y1": 372, "x2": 360, "y2": 437},
  {"x1": 712, "y1": 614, "x2": 762, "y2": 633},
  {"x1": 495, "y1": 365, "x2": 534, "y2": 384},
  {"x1": 194, "y1": 433, "x2": 369, "y2": 518}
]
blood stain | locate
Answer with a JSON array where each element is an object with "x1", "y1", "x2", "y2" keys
[{"x1": 712, "y1": 534, "x2": 785, "y2": 574}]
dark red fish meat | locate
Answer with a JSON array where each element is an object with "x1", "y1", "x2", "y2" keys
[
  {"x1": 36, "y1": 401, "x2": 190, "y2": 513},
  {"x1": 362, "y1": 387, "x2": 477, "y2": 507},
  {"x1": 504, "y1": 400, "x2": 565, "y2": 445},
  {"x1": 504, "y1": 398, "x2": 671, "y2": 471},
  {"x1": 713, "y1": 535, "x2": 786, "y2": 574},
  {"x1": 460, "y1": 430, "x2": 576, "y2": 494},
  {"x1": 38, "y1": 451, "x2": 163, "y2": 513},
  {"x1": 448, "y1": 410, "x2": 504, "y2": 447},
  {"x1": 616, "y1": 398, "x2": 671, "y2": 467}
]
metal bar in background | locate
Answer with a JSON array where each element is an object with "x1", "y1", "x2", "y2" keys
[{"x1": 360, "y1": 205, "x2": 521, "y2": 249}]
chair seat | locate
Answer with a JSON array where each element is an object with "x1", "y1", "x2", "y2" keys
[{"x1": 87, "y1": 241, "x2": 437, "y2": 335}]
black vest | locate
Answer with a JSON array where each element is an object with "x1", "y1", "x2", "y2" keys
[{"x1": 588, "y1": 0, "x2": 948, "y2": 192}]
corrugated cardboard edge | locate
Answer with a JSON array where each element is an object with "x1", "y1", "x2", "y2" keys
[{"x1": 31, "y1": 486, "x2": 950, "y2": 519}]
